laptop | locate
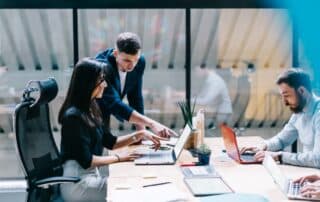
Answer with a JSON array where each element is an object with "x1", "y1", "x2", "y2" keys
[
  {"x1": 263, "y1": 155, "x2": 320, "y2": 201},
  {"x1": 134, "y1": 124, "x2": 191, "y2": 165},
  {"x1": 220, "y1": 124, "x2": 260, "y2": 164}
]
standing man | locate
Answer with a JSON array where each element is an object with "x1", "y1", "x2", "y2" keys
[
  {"x1": 96, "y1": 32, "x2": 176, "y2": 138},
  {"x1": 241, "y1": 68, "x2": 320, "y2": 168}
]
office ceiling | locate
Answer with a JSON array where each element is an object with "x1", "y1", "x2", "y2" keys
[
  {"x1": 0, "y1": 9, "x2": 294, "y2": 71},
  {"x1": 0, "y1": 0, "x2": 286, "y2": 9}
]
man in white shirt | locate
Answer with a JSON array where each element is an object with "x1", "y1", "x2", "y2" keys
[
  {"x1": 193, "y1": 66, "x2": 233, "y2": 125},
  {"x1": 241, "y1": 68, "x2": 320, "y2": 168}
]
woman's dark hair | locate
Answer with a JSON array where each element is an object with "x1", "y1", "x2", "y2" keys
[{"x1": 58, "y1": 58, "x2": 106, "y2": 127}]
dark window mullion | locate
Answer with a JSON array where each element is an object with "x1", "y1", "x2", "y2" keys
[
  {"x1": 186, "y1": 8, "x2": 191, "y2": 107},
  {"x1": 73, "y1": 8, "x2": 79, "y2": 66}
]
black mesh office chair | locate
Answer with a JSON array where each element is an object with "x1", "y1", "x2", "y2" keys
[{"x1": 14, "y1": 78, "x2": 80, "y2": 202}]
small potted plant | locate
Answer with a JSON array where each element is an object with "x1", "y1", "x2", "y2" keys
[
  {"x1": 178, "y1": 100, "x2": 198, "y2": 149},
  {"x1": 197, "y1": 143, "x2": 212, "y2": 165}
]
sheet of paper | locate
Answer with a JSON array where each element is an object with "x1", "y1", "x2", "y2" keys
[{"x1": 109, "y1": 183, "x2": 188, "y2": 202}]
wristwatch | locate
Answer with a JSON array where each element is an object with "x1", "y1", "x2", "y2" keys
[{"x1": 278, "y1": 152, "x2": 283, "y2": 164}]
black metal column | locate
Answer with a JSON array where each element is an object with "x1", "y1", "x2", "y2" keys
[
  {"x1": 186, "y1": 8, "x2": 191, "y2": 107},
  {"x1": 73, "y1": 8, "x2": 79, "y2": 66}
]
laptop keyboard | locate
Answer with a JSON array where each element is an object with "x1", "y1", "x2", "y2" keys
[
  {"x1": 136, "y1": 149, "x2": 173, "y2": 164},
  {"x1": 240, "y1": 154, "x2": 255, "y2": 162},
  {"x1": 149, "y1": 153, "x2": 172, "y2": 163},
  {"x1": 288, "y1": 181, "x2": 305, "y2": 196}
]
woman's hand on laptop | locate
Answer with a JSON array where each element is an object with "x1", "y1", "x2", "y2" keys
[
  {"x1": 116, "y1": 150, "x2": 143, "y2": 162},
  {"x1": 300, "y1": 183, "x2": 320, "y2": 199},
  {"x1": 294, "y1": 174, "x2": 320, "y2": 185},
  {"x1": 139, "y1": 130, "x2": 168, "y2": 151}
]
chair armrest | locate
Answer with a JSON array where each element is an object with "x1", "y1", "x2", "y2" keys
[{"x1": 35, "y1": 176, "x2": 80, "y2": 189}]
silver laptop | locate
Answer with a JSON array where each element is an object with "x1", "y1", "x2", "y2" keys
[
  {"x1": 263, "y1": 155, "x2": 320, "y2": 201},
  {"x1": 134, "y1": 125, "x2": 191, "y2": 165}
]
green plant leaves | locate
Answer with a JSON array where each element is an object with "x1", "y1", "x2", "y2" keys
[{"x1": 178, "y1": 99, "x2": 196, "y2": 129}]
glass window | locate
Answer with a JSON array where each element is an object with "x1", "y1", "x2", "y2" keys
[
  {"x1": 190, "y1": 9, "x2": 292, "y2": 136},
  {"x1": 0, "y1": 9, "x2": 73, "y2": 178},
  {"x1": 78, "y1": 9, "x2": 186, "y2": 133}
]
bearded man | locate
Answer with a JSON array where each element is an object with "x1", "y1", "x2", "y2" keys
[{"x1": 241, "y1": 68, "x2": 320, "y2": 168}]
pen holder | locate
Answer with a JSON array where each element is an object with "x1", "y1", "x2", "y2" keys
[
  {"x1": 196, "y1": 144, "x2": 212, "y2": 165},
  {"x1": 197, "y1": 151, "x2": 211, "y2": 165}
]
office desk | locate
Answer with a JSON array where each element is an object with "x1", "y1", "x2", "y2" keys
[
  {"x1": 107, "y1": 137, "x2": 320, "y2": 202},
  {"x1": 0, "y1": 104, "x2": 15, "y2": 114},
  {"x1": 207, "y1": 137, "x2": 320, "y2": 202},
  {"x1": 107, "y1": 148, "x2": 197, "y2": 202}
]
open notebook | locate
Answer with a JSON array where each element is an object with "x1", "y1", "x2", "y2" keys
[
  {"x1": 181, "y1": 165, "x2": 233, "y2": 196},
  {"x1": 184, "y1": 177, "x2": 233, "y2": 196}
]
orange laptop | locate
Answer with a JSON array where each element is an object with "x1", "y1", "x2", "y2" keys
[{"x1": 220, "y1": 124, "x2": 260, "y2": 164}]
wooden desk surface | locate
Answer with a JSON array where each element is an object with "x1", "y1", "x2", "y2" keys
[
  {"x1": 0, "y1": 104, "x2": 15, "y2": 114},
  {"x1": 107, "y1": 136, "x2": 320, "y2": 202}
]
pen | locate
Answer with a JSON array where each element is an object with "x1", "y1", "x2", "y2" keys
[
  {"x1": 142, "y1": 181, "x2": 171, "y2": 188},
  {"x1": 180, "y1": 162, "x2": 196, "y2": 167},
  {"x1": 180, "y1": 162, "x2": 201, "y2": 167}
]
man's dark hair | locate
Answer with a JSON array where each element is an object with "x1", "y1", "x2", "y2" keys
[
  {"x1": 276, "y1": 68, "x2": 312, "y2": 92},
  {"x1": 116, "y1": 32, "x2": 141, "y2": 55}
]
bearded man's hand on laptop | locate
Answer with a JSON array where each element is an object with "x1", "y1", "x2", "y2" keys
[{"x1": 240, "y1": 143, "x2": 267, "y2": 155}]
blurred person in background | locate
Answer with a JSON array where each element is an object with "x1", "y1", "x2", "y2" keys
[{"x1": 192, "y1": 66, "x2": 232, "y2": 126}]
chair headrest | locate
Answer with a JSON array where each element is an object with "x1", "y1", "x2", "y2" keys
[{"x1": 23, "y1": 78, "x2": 58, "y2": 107}]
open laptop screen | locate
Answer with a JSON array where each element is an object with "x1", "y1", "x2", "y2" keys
[
  {"x1": 173, "y1": 124, "x2": 191, "y2": 157},
  {"x1": 263, "y1": 155, "x2": 288, "y2": 192},
  {"x1": 220, "y1": 124, "x2": 241, "y2": 160}
]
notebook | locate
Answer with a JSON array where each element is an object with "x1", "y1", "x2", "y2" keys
[{"x1": 184, "y1": 177, "x2": 233, "y2": 196}]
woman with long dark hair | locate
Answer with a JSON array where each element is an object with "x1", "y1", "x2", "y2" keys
[{"x1": 58, "y1": 58, "x2": 162, "y2": 201}]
